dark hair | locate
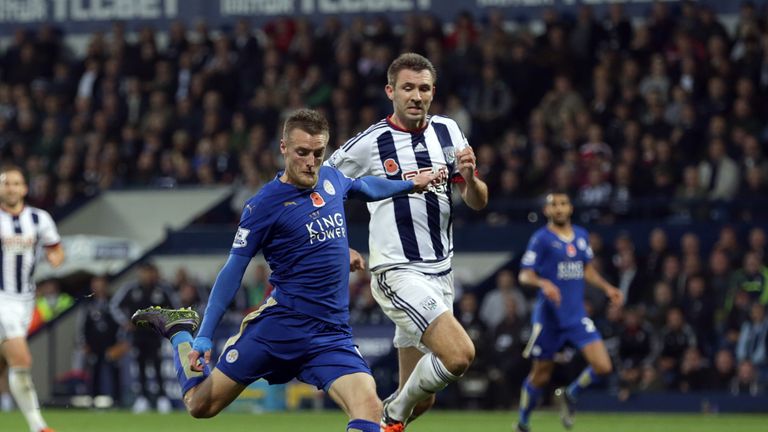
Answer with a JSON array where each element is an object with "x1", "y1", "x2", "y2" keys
[
  {"x1": 282, "y1": 109, "x2": 330, "y2": 139},
  {"x1": 387, "y1": 53, "x2": 437, "y2": 86}
]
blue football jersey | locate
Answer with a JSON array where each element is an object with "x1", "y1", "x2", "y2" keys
[
  {"x1": 521, "y1": 225, "x2": 593, "y2": 328},
  {"x1": 231, "y1": 166, "x2": 357, "y2": 325}
]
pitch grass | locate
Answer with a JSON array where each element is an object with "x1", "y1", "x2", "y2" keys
[{"x1": 0, "y1": 410, "x2": 766, "y2": 432}]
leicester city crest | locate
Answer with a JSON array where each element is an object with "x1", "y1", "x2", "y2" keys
[{"x1": 323, "y1": 179, "x2": 336, "y2": 195}]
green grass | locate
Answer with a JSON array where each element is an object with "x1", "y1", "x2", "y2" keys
[{"x1": 0, "y1": 410, "x2": 766, "y2": 432}]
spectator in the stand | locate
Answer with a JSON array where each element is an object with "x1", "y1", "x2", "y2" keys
[
  {"x1": 657, "y1": 307, "x2": 697, "y2": 388},
  {"x1": 29, "y1": 279, "x2": 74, "y2": 333},
  {"x1": 736, "y1": 303, "x2": 768, "y2": 372},
  {"x1": 479, "y1": 270, "x2": 528, "y2": 329},
  {"x1": 716, "y1": 225, "x2": 744, "y2": 267},
  {"x1": 538, "y1": 74, "x2": 585, "y2": 134},
  {"x1": 708, "y1": 248, "x2": 734, "y2": 310},
  {"x1": 680, "y1": 275, "x2": 715, "y2": 355},
  {"x1": 678, "y1": 347, "x2": 710, "y2": 392},
  {"x1": 708, "y1": 349, "x2": 737, "y2": 391},
  {"x1": 487, "y1": 295, "x2": 529, "y2": 409},
  {"x1": 658, "y1": 255, "x2": 685, "y2": 301},
  {"x1": 698, "y1": 138, "x2": 740, "y2": 200},
  {"x1": 645, "y1": 281, "x2": 676, "y2": 332},
  {"x1": 644, "y1": 228, "x2": 671, "y2": 280},
  {"x1": 732, "y1": 360, "x2": 763, "y2": 396},
  {"x1": 748, "y1": 227, "x2": 767, "y2": 258},
  {"x1": 728, "y1": 252, "x2": 768, "y2": 310},
  {"x1": 79, "y1": 275, "x2": 124, "y2": 407},
  {"x1": 110, "y1": 262, "x2": 179, "y2": 414},
  {"x1": 618, "y1": 308, "x2": 654, "y2": 394},
  {"x1": 467, "y1": 63, "x2": 512, "y2": 144},
  {"x1": 614, "y1": 250, "x2": 647, "y2": 307}
]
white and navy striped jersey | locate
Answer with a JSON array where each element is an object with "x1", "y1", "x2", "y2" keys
[
  {"x1": 326, "y1": 115, "x2": 468, "y2": 273},
  {"x1": 0, "y1": 206, "x2": 61, "y2": 300}
]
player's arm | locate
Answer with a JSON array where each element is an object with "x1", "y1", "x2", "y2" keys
[
  {"x1": 44, "y1": 243, "x2": 65, "y2": 267},
  {"x1": 190, "y1": 253, "x2": 251, "y2": 370},
  {"x1": 347, "y1": 171, "x2": 437, "y2": 201},
  {"x1": 584, "y1": 263, "x2": 624, "y2": 306},
  {"x1": 455, "y1": 147, "x2": 488, "y2": 210},
  {"x1": 519, "y1": 268, "x2": 561, "y2": 307}
]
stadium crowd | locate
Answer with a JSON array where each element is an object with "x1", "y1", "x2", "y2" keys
[{"x1": 2, "y1": 0, "x2": 768, "y2": 409}]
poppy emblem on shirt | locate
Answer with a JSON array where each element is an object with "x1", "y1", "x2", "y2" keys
[
  {"x1": 310, "y1": 192, "x2": 325, "y2": 208},
  {"x1": 566, "y1": 243, "x2": 577, "y2": 257},
  {"x1": 383, "y1": 158, "x2": 400, "y2": 176}
]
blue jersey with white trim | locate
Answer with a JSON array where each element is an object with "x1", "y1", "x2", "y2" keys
[
  {"x1": 231, "y1": 166, "x2": 356, "y2": 325},
  {"x1": 521, "y1": 225, "x2": 593, "y2": 328},
  {"x1": 325, "y1": 115, "x2": 468, "y2": 273}
]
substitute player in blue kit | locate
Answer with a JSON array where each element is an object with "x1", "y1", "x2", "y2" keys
[
  {"x1": 131, "y1": 109, "x2": 437, "y2": 432},
  {"x1": 516, "y1": 192, "x2": 623, "y2": 432}
]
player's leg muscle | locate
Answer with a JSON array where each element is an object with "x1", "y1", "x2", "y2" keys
[
  {"x1": 529, "y1": 360, "x2": 555, "y2": 387},
  {"x1": 327, "y1": 372, "x2": 382, "y2": 421},
  {"x1": 0, "y1": 338, "x2": 32, "y2": 368},
  {"x1": 184, "y1": 369, "x2": 246, "y2": 418},
  {"x1": 421, "y1": 311, "x2": 475, "y2": 375},
  {"x1": 580, "y1": 340, "x2": 613, "y2": 375}
]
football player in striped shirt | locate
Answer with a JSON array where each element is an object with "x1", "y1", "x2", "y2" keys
[
  {"x1": 327, "y1": 53, "x2": 488, "y2": 431},
  {"x1": 0, "y1": 166, "x2": 64, "y2": 432}
]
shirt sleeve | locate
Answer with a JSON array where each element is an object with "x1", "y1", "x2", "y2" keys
[
  {"x1": 37, "y1": 210, "x2": 61, "y2": 246},
  {"x1": 324, "y1": 132, "x2": 373, "y2": 177},
  {"x1": 520, "y1": 232, "x2": 544, "y2": 271},
  {"x1": 230, "y1": 197, "x2": 272, "y2": 258}
]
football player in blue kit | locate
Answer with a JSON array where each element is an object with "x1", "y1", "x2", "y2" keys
[
  {"x1": 516, "y1": 192, "x2": 623, "y2": 432},
  {"x1": 131, "y1": 109, "x2": 438, "y2": 432}
]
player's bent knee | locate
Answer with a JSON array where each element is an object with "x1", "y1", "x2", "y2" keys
[
  {"x1": 441, "y1": 342, "x2": 475, "y2": 376},
  {"x1": 186, "y1": 394, "x2": 222, "y2": 419}
]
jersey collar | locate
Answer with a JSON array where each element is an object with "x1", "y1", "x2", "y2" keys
[{"x1": 386, "y1": 114, "x2": 430, "y2": 134}]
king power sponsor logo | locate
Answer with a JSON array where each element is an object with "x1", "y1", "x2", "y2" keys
[{"x1": 305, "y1": 212, "x2": 346, "y2": 245}]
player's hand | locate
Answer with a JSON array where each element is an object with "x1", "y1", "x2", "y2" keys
[
  {"x1": 607, "y1": 287, "x2": 624, "y2": 307},
  {"x1": 456, "y1": 147, "x2": 477, "y2": 182},
  {"x1": 540, "y1": 279, "x2": 562, "y2": 307},
  {"x1": 349, "y1": 248, "x2": 366, "y2": 272},
  {"x1": 189, "y1": 337, "x2": 213, "y2": 372},
  {"x1": 411, "y1": 170, "x2": 438, "y2": 193}
]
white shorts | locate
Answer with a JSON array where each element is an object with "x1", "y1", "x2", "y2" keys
[
  {"x1": 0, "y1": 298, "x2": 34, "y2": 341},
  {"x1": 371, "y1": 268, "x2": 454, "y2": 352}
]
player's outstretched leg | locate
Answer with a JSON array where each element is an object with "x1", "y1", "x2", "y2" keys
[{"x1": 131, "y1": 307, "x2": 208, "y2": 397}]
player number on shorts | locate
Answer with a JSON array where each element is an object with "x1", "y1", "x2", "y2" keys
[{"x1": 581, "y1": 317, "x2": 596, "y2": 333}]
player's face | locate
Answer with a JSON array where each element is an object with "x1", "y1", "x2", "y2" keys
[
  {"x1": 280, "y1": 128, "x2": 327, "y2": 188},
  {"x1": 0, "y1": 170, "x2": 28, "y2": 208},
  {"x1": 544, "y1": 194, "x2": 573, "y2": 226},
  {"x1": 386, "y1": 69, "x2": 435, "y2": 129}
]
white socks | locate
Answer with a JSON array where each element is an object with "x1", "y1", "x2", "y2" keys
[
  {"x1": 9, "y1": 367, "x2": 47, "y2": 432},
  {"x1": 387, "y1": 353, "x2": 459, "y2": 421}
]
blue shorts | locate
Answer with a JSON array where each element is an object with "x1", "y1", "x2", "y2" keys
[
  {"x1": 215, "y1": 298, "x2": 371, "y2": 391},
  {"x1": 524, "y1": 317, "x2": 602, "y2": 360}
]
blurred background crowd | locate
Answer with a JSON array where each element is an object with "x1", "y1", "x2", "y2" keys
[{"x1": 2, "y1": 0, "x2": 768, "y2": 412}]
